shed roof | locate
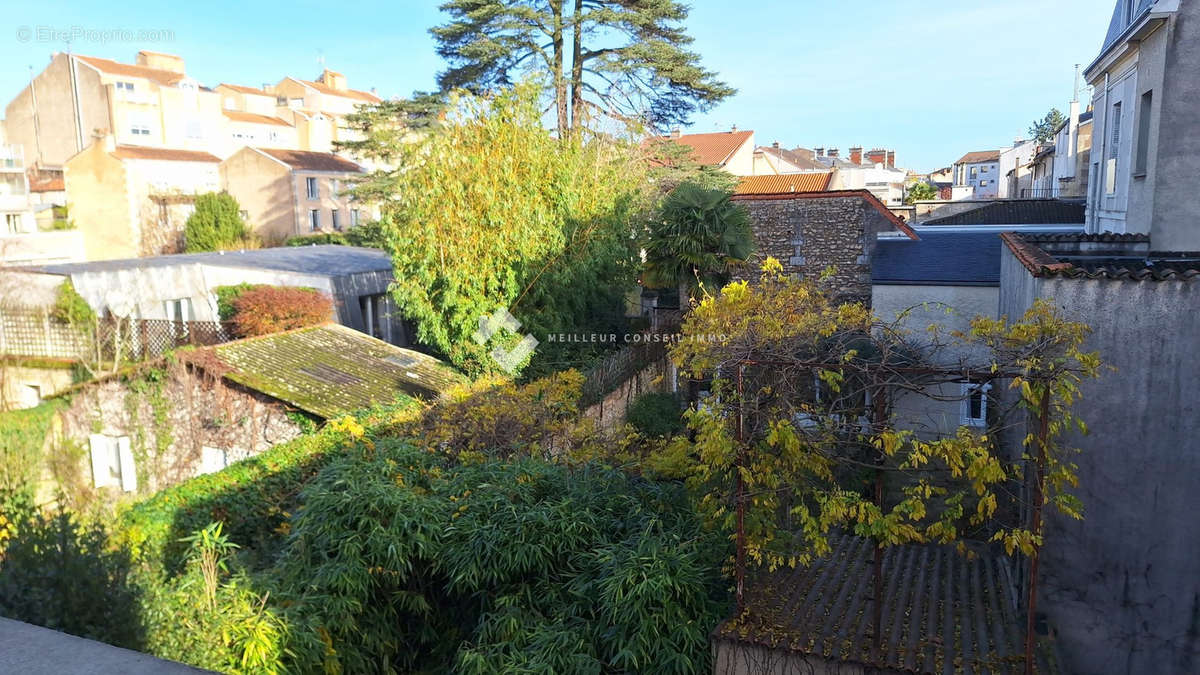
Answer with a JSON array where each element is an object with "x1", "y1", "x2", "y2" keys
[
  {"x1": 25, "y1": 245, "x2": 391, "y2": 277},
  {"x1": 922, "y1": 200, "x2": 1085, "y2": 226},
  {"x1": 735, "y1": 172, "x2": 832, "y2": 195},
  {"x1": 207, "y1": 323, "x2": 464, "y2": 418},
  {"x1": 713, "y1": 535, "x2": 1029, "y2": 674}
]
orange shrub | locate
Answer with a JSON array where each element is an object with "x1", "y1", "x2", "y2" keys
[{"x1": 230, "y1": 286, "x2": 334, "y2": 337}]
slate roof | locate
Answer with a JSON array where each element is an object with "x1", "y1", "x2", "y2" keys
[
  {"x1": 921, "y1": 200, "x2": 1085, "y2": 226},
  {"x1": 110, "y1": 146, "x2": 221, "y2": 163},
  {"x1": 206, "y1": 323, "x2": 465, "y2": 418},
  {"x1": 257, "y1": 148, "x2": 363, "y2": 172},
  {"x1": 656, "y1": 130, "x2": 754, "y2": 166},
  {"x1": 74, "y1": 55, "x2": 186, "y2": 87},
  {"x1": 26, "y1": 245, "x2": 391, "y2": 277},
  {"x1": 955, "y1": 150, "x2": 1001, "y2": 165},
  {"x1": 874, "y1": 226, "x2": 1084, "y2": 286},
  {"x1": 736, "y1": 172, "x2": 832, "y2": 195},
  {"x1": 713, "y1": 535, "x2": 1030, "y2": 674},
  {"x1": 222, "y1": 110, "x2": 292, "y2": 127},
  {"x1": 1098, "y1": 0, "x2": 1156, "y2": 59}
]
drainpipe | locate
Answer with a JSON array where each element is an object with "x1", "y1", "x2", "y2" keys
[
  {"x1": 67, "y1": 54, "x2": 85, "y2": 153},
  {"x1": 28, "y1": 65, "x2": 43, "y2": 166}
]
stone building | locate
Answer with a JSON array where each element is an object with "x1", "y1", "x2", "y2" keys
[{"x1": 731, "y1": 189, "x2": 918, "y2": 305}]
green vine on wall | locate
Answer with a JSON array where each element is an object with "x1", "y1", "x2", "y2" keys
[{"x1": 124, "y1": 368, "x2": 173, "y2": 493}]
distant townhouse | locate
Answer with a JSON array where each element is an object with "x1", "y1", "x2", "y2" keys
[
  {"x1": 1051, "y1": 101, "x2": 1094, "y2": 199},
  {"x1": 271, "y1": 70, "x2": 383, "y2": 166},
  {"x1": 655, "y1": 128, "x2": 756, "y2": 175},
  {"x1": 751, "y1": 143, "x2": 826, "y2": 174},
  {"x1": 64, "y1": 139, "x2": 220, "y2": 260},
  {"x1": 998, "y1": 139, "x2": 1040, "y2": 198},
  {"x1": 1084, "y1": 0, "x2": 1197, "y2": 248},
  {"x1": 950, "y1": 150, "x2": 1000, "y2": 199},
  {"x1": 220, "y1": 147, "x2": 372, "y2": 243}
]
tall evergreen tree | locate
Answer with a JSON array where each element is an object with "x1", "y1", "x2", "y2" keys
[{"x1": 431, "y1": 0, "x2": 735, "y2": 135}]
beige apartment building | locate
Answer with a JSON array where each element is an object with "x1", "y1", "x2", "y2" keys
[
  {"x1": 64, "y1": 138, "x2": 220, "y2": 260},
  {"x1": 220, "y1": 147, "x2": 372, "y2": 244}
]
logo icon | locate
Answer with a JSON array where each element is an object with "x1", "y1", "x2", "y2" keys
[{"x1": 472, "y1": 307, "x2": 538, "y2": 374}]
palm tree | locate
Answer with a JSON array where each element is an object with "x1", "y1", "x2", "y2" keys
[{"x1": 642, "y1": 183, "x2": 754, "y2": 304}]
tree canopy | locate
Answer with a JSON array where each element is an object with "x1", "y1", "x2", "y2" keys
[
  {"x1": 183, "y1": 192, "x2": 250, "y2": 253},
  {"x1": 377, "y1": 82, "x2": 650, "y2": 375},
  {"x1": 642, "y1": 183, "x2": 753, "y2": 300},
  {"x1": 1028, "y1": 108, "x2": 1067, "y2": 143},
  {"x1": 431, "y1": 0, "x2": 735, "y2": 135},
  {"x1": 904, "y1": 181, "x2": 937, "y2": 204}
]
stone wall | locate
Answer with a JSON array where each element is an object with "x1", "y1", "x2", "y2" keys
[
  {"x1": 582, "y1": 358, "x2": 673, "y2": 430},
  {"x1": 56, "y1": 360, "x2": 303, "y2": 497},
  {"x1": 736, "y1": 194, "x2": 894, "y2": 305}
]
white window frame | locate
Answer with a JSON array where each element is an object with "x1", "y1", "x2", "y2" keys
[
  {"x1": 331, "y1": 208, "x2": 340, "y2": 231},
  {"x1": 89, "y1": 434, "x2": 137, "y2": 492},
  {"x1": 351, "y1": 208, "x2": 361, "y2": 226},
  {"x1": 306, "y1": 177, "x2": 319, "y2": 200},
  {"x1": 960, "y1": 381, "x2": 991, "y2": 427},
  {"x1": 309, "y1": 209, "x2": 321, "y2": 231}
]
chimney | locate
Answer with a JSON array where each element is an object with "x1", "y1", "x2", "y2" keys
[
  {"x1": 670, "y1": 128, "x2": 682, "y2": 139},
  {"x1": 849, "y1": 146, "x2": 863, "y2": 165},
  {"x1": 262, "y1": 83, "x2": 271, "y2": 92},
  {"x1": 815, "y1": 147, "x2": 825, "y2": 157},
  {"x1": 136, "y1": 50, "x2": 185, "y2": 74},
  {"x1": 319, "y1": 68, "x2": 348, "y2": 91},
  {"x1": 731, "y1": 124, "x2": 738, "y2": 133},
  {"x1": 827, "y1": 148, "x2": 839, "y2": 158},
  {"x1": 772, "y1": 141, "x2": 780, "y2": 149},
  {"x1": 865, "y1": 149, "x2": 887, "y2": 166},
  {"x1": 886, "y1": 151, "x2": 895, "y2": 168}
]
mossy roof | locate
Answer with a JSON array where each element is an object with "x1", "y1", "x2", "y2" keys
[{"x1": 210, "y1": 323, "x2": 465, "y2": 419}]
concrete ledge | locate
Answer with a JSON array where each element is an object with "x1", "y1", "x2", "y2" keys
[{"x1": 0, "y1": 618, "x2": 209, "y2": 674}]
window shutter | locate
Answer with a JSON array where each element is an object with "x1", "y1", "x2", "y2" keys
[
  {"x1": 117, "y1": 437, "x2": 137, "y2": 493},
  {"x1": 89, "y1": 434, "x2": 118, "y2": 488}
]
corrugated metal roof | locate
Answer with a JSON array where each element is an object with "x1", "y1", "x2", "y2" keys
[
  {"x1": 922, "y1": 201, "x2": 1085, "y2": 226},
  {"x1": 209, "y1": 323, "x2": 464, "y2": 418},
  {"x1": 713, "y1": 535, "x2": 1029, "y2": 674}
]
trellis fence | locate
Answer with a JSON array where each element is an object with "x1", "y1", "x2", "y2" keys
[
  {"x1": 580, "y1": 339, "x2": 670, "y2": 408},
  {"x1": 0, "y1": 309, "x2": 235, "y2": 362}
]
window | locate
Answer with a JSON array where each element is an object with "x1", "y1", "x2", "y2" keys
[
  {"x1": 960, "y1": 381, "x2": 991, "y2": 427},
  {"x1": 115, "y1": 81, "x2": 135, "y2": 95},
  {"x1": 1135, "y1": 90, "x2": 1152, "y2": 176},
  {"x1": 981, "y1": 165, "x2": 988, "y2": 173},
  {"x1": 269, "y1": 131, "x2": 281, "y2": 143},
  {"x1": 979, "y1": 180, "x2": 988, "y2": 187},
  {"x1": 1106, "y1": 101, "x2": 1122, "y2": 195},
  {"x1": 89, "y1": 434, "x2": 137, "y2": 492},
  {"x1": 331, "y1": 208, "x2": 340, "y2": 231},
  {"x1": 306, "y1": 177, "x2": 319, "y2": 200},
  {"x1": 5, "y1": 213, "x2": 22, "y2": 234},
  {"x1": 970, "y1": 167, "x2": 978, "y2": 177},
  {"x1": 164, "y1": 298, "x2": 192, "y2": 340},
  {"x1": 239, "y1": 210, "x2": 249, "y2": 220},
  {"x1": 359, "y1": 293, "x2": 388, "y2": 341},
  {"x1": 200, "y1": 446, "x2": 228, "y2": 475},
  {"x1": 130, "y1": 123, "x2": 151, "y2": 136},
  {"x1": 351, "y1": 208, "x2": 361, "y2": 226},
  {"x1": 309, "y1": 209, "x2": 321, "y2": 231},
  {"x1": 18, "y1": 384, "x2": 41, "y2": 408},
  {"x1": 331, "y1": 179, "x2": 340, "y2": 200}
]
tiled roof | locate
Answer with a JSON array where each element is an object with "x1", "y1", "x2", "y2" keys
[
  {"x1": 922, "y1": 200, "x2": 1085, "y2": 226},
  {"x1": 222, "y1": 110, "x2": 293, "y2": 127},
  {"x1": 1001, "y1": 232, "x2": 1200, "y2": 280},
  {"x1": 735, "y1": 173, "x2": 832, "y2": 195},
  {"x1": 657, "y1": 130, "x2": 754, "y2": 166},
  {"x1": 218, "y1": 83, "x2": 272, "y2": 96},
  {"x1": 110, "y1": 145, "x2": 220, "y2": 163},
  {"x1": 756, "y1": 145, "x2": 826, "y2": 171},
  {"x1": 1098, "y1": 0, "x2": 1156, "y2": 59},
  {"x1": 30, "y1": 177, "x2": 64, "y2": 193},
  {"x1": 206, "y1": 323, "x2": 465, "y2": 418},
  {"x1": 731, "y1": 189, "x2": 919, "y2": 241},
  {"x1": 256, "y1": 148, "x2": 362, "y2": 172},
  {"x1": 74, "y1": 55, "x2": 185, "y2": 87},
  {"x1": 955, "y1": 150, "x2": 1001, "y2": 165},
  {"x1": 713, "y1": 536, "x2": 1029, "y2": 673},
  {"x1": 293, "y1": 78, "x2": 381, "y2": 103}
]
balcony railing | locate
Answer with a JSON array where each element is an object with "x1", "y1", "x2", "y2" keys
[{"x1": 1019, "y1": 187, "x2": 1060, "y2": 199}]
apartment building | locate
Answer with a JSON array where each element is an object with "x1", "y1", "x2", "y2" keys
[
  {"x1": 950, "y1": 150, "x2": 1000, "y2": 200},
  {"x1": 220, "y1": 147, "x2": 372, "y2": 243}
]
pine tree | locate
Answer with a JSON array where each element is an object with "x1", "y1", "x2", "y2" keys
[{"x1": 431, "y1": 0, "x2": 735, "y2": 135}]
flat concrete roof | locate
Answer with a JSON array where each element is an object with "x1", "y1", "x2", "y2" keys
[
  {"x1": 0, "y1": 618, "x2": 209, "y2": 674},
  {"x1": 24, "y1": 245, "x2": 391, "y2": 277}
]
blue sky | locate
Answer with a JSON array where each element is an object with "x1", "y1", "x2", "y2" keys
[{"x1": 3, "y1": 1, "x2": 1113, "y2": 172}]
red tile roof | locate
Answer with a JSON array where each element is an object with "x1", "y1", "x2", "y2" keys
[
  {"x1": 731, "y1": 189, "x2": 919, "y2": 241},
  {"x1": 954, "y1": 150, "x2": 1001, "y2": 165},
  {"x1": 657, "y1": 130, "x2": 754, "y2": 167},
  {"x1": 221, "y1": 110, "x2": 293, "y2": 127},
  {"x1": 256, "y1": 149, "x2": 363, "y2": 172},
  {"x1": 74, "y1": 55, "x2": 186, "y2": 87},
  {"x1": 111, "y1": 146, "x2": 220, "y2": 163},
  {"x1": 735, "y1": 173, "x2": 832, "y2": 195},
  {"x1": 218, "y1": 83, "x2": 273, "y2": 97},
  {"x1": 293, "y1": 78, "x2": 381, "y2": 103},
  {"x1": 30, "y1": 178, "x2": 64, "y2": 193}
]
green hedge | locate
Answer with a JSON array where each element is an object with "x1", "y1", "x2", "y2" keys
[
  {"x1": 0, "y1": 400, "x2": 67, "y2": 497},
  {"x1": 626, "y1": 391, "x2": 685, "y2": 438}
]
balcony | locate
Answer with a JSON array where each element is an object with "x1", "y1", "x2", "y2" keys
[{"x1": 0, "y1": 145, "x2": 24, "y2": 171}]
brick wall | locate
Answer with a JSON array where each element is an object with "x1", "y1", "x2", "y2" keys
[{"x1": 735, "y1": 194, "x2": 895, "y2": 305}]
